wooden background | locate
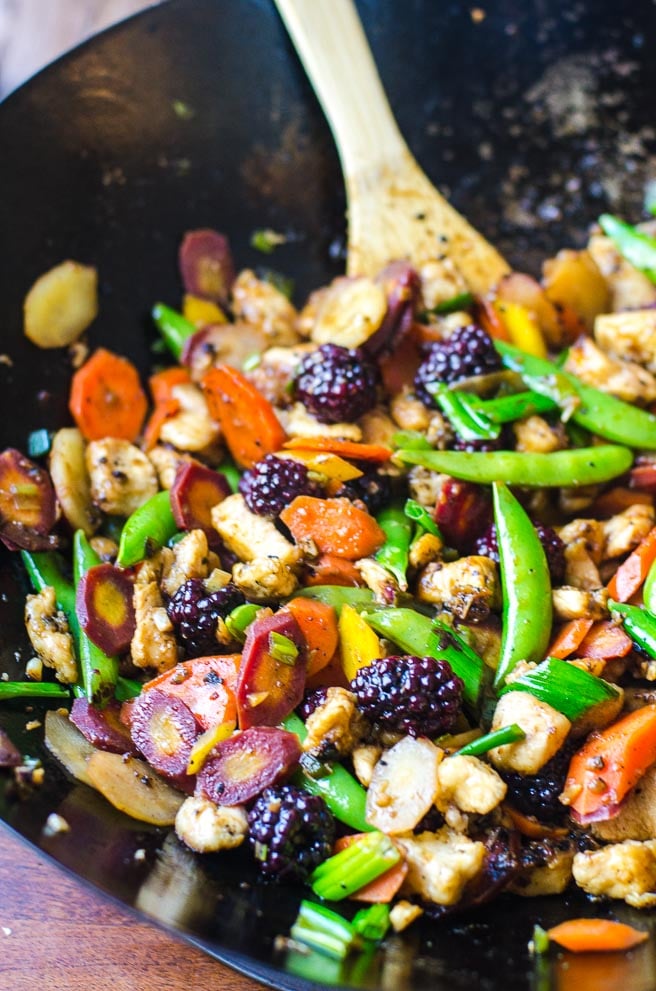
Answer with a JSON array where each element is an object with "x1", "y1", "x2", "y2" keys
[{"x1": 0, "y1": 2, "x2": 261, "y2": 987}]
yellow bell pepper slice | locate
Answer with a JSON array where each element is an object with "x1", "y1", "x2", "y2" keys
[
  {"x1": 182, "y1": 293, "x2": 227, "y2": 327},
  {"x1": 186, "y1": 719, "x2": 236, "y2": 775},
  {"x1": 277, "y1": 450, "x2": 364, "y2": 482},
  {"x1": 493, "y1": 300, "x2": 548, "y2": 359},
  {"x1": 339, "y1": 604, "x2": 383, "y2": 681}
]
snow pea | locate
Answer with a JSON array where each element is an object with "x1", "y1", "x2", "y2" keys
[
  {"x1": 116, "y1": 490, "x2": 178, "y2": 568},
  {"x1": 21, "y1": 550, "x2": 80, "y2": 646},
  {"x1": 431, "y1": 384, "x2": 499, "y2": 441},
  {"x1": 151, "y1": 303, "x2": 196, "y2": 360},
  {"x1": 461, "y1": 390, "x2": 558, "y2": 424},
  {"x1": 294, "y1": 585, "x2": 375, "y2": 614},
  {"x1": 492, "y1": 482, "x2": 552, "y2": 688},
  {"x1": 599, "y1": 214, "x2": 656, "y2": 283},
  {"x1": 608, "y1": 600, "x2": 656, "y2": 659},
  {"x1": 73, "y1": 530, "x2": 119, "y2": 707},
  {"x1": 0, "y1": 682, "x2": 70, "y2": 700},
  {"x1": 496, "y1": 341, "x2": 656, "y2": 450},
  {"x1": 375, "y1": 504, "x2": 413, "y2": 589},
  {"x1": 395, "y1": 445, "x2": 632, "y2": 487}
]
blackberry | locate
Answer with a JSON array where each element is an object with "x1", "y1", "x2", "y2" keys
[
  {"x1": 167, "y1": 579, "x2": 245, "y2": 657},
  {"x1": 503, "y1": 745, "x2": 573, "y2": 823},
  {"x1": 297, "y1": 687, "x2": 329, "y2": 723},
  {"x1": 474, "y1": 521, "x2": 566, "y2": 584},
  {"x1": 248, "y1": 784, "x2": 335, "y2": 882},
  {"x1": 293, "y1": 343, "x2": 378, "y2": 424},
  {"x1": 414, "y1": 324, "x2": 502, "y2": 406},
  {"x1": 338, "y1": 464, "x2": 392, "y2": 514},
  {"x1": 351, "y1": 655, "x2": 463, "y2": 737},
  {"x1": 239, "y1": 454, "x2": 320, "y2": 518}
]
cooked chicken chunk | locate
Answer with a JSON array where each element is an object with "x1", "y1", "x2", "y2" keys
[
  {"x1": 159, "y1": 382, "x2": 221, "y2": 453},
  {"x1": 24, "y1": 586, "x2": 77, "y2": 684},
  {"x1": 278, "y1": 402, "x2": 363, "y2": 442},
  {"x1": 417, "y1": 556, "x2": 499, "y2": 621},
  {"x1": 513, "y1": 415, "x2": 567, "y2": 454},
  {"x1": 565, "y1": 336, "x2": 656, "y2": 404},
  {"x1": 602, "y1": 503, "x2": 655, "y2": 561},
  {"x1": 310, "y1": 276, "x2": 386, "y2": 349},
  {"x1": 390, "y1": 391, "x2": 431, "y2": 432},
  {"x1": 161, "y1": 529, "x2": 211, "y2": 598},
  {"x1": 359, "y1": 407, "x2": 397, "y2": 447},
  {"x1": 352, "y1": 744, "x2": 383, "y2": 788},
  {"x1": 488, "y1": 692, "x2": 571, "y2": 774},
  {"x1": 131, "y1": 581, "x2": 178, "y2": 672},
  {"x1": 246, "y1": 344, "x2": 313, "y2": 407},
  {"x1": 356, "y1": 556, "x2": 402, "y2": 601},
  {"x1": 510, "y1": 848, "x2": 574, "y2": 897},
  {"x1": 175, "y1": 797, "x2": 248, "y2": 853},
  {"x1": 573, "y1": 840, "x2": 656, "y2": 908},
  {"x1": 587, "y1": 233, "x2": 656, "y2": 312},
  {"x1": 408, "y1": 532, "x2": 443, "y2": 570},
  {"x1": 397, "y1": 829, "x2": 486, "y2": 906},
  {"x1": 231, "y1": 268, "x2": 299, "y2": 346},
  {"x1": 231, "y1": 557, "x2": 299, "y2": 601},
  {"x1": 87, "y1": 438, "x2": 158, "y2": 517},
  {"x1": 303, "y1": 687, "x2": 367, "y2": 757},
  {"x1": 594, "y1": 309, "x2": 656, "y2": 374},
  {"x1": 551, "y1": 586, "x2": 608, "y2": 621},
  {"x1": 147, "y1": 445, "x2": 195, "y2": 490},
  {"x1": 211, "y1": 494, "x2": 300, "y2": 566},
  {"x1": 557, "y1": 518, "x2": 604, "y2": 564},
  {"x1": 435, "y1": 755, "x2": 507, "y2": 815},
  {"x1": 418, "y1": 256, "x2": 468, "y2": 310},
  {"x1": 407, "y1": 467, "x2": 445, "y2": 508},
  {"x1": 562, "y1": 541, "x2": 602, "y2": 591}
]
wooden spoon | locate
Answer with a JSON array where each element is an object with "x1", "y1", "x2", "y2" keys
[{"x1": 274, "y1": 0, "x2": 509, "y2": 294}]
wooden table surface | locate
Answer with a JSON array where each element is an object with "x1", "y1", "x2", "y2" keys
[{"x1": 0, "y1": 827, "x2": 265, "y2": 991}]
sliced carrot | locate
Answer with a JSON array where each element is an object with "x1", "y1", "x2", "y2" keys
[
  {"x1": 576, "y1": 620, "x2": 633, "y2": 660},
  {"x1": 607, "y1": 526, "x2": 656, "y2": 602},
  {"x1": 473, "y1": 296, "x2": 512, "y2": 342},
  {"x1": 305, "y1": 554, "x2": 365, "y2": 588},
  {"x1": 202, "y1": 364, "x2": 286, "y2": 469},
  {"x1": 143, "y1": 367, "x2": 192, "y2": 451},
  {"x1": 547, "y1": 618, "x2": 594, "y2": 659},
  {"x1": 69, "y1": 347, "x2": 148, "y2": 442},
  {"x1": 143, "y1": 398, "x2": 179, "y2": 451},
  {"x1": 547, "y1": 918, "x2": 648, "y2": 953},
  {"x1": 282, "y1": 436, "x2": 392, "y2": 464},
  {"x1": 504, "y1": 805, "x2": 569, "y2": 840},
  {"x1": 334, "y1": 834, "x2": 408, "y2": 903},
  {"x1": 563, "y1": 704, "x2": 656, "y2": 823},
  {"x1": 284, "y1": 597, "x2": 339, "y2": 678},
  {"x1": 591, "y1": 486, "x2": 653, "y2": 518},
  {"x1": 142, "y1": 655, "x2": 241, "y2": 731},
  {"x1": 280, "y1": 496, "x2": 386, "y2": 560}
]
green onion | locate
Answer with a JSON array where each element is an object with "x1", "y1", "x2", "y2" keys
[
  {"x1": 250, "y1": 228, "x2": 286, "y2": 254},
  {"x1": 501, "y1": 657, "x2": 622, "y2": 721},
  {"x1": 151, "y1": 303, "x2": 196, "y2": 360},
  {"x1": 456, "y1": 723, "x2": 525, "y2": 756},
  {"x1": 260, "y1": 268, "x2": 295, "y2": 300},
  {"x1": 430, "y1": 291, "x2": 474, "y2": 315},
  {"x1": 268, "y1": 631, "x2": 298, "y2": 665},
  {"x1": 242, "y1": 352, "x2": 261, "y2": 372},
  {"x1": 531, "y1": 924, "x2": 550, "y2": 955},
  {"x1": 0, "y1": 681, "x2": 70, "y2": 700},
  {"x1": 404, "y1": 498, "x2": 442, "y2": 537},
  {"x1": 646, "y1": 181, "x2": 656, "y2": 218},
  {"x1": 390, "y1": 430, "x2": 432, "y2": 451},
  {"x1": 599, "y1": 214, "x2": 656, "y2": 283},
  {"x1": 310, "y1": 831, "x2": 400, "y2": 901},
  {"x1": 351, "y1": 904, "x2": 391, "y2": 942},
  {"x1": 225, "y1": 603, "x2": 260, "y2": 643},
  {"x1": 172, "y1": 99, "x2": 195, "y2": 120},
  {"x1": 290, "y1": 901, "x2": 357, "y2": 959},
  {"x1": 216, "y1": 461, "x2": 241, "y2": 493},
  {"x1": 27, "y1": 429, "x2": 52, "y2": 458}
]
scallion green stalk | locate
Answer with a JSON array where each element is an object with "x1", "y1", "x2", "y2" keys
[
  {"x1": 351, "y1": 904, "x2": 391, "y2": 942},
  {"x1": 501, "y1": 656, "x2": 621, "y2": 721},
  {"x1": 290, "y1": 901, "x2": 357, "y2": 959},
  {"x1": 0, "y1": 681, "x2": 70, "y2": 700},
  {"x1": 456, "y1": 723, "x2": 525, "y2": 756},
  {"x1": 310, "y1": 832, "x2": 400, "y2": 901}
]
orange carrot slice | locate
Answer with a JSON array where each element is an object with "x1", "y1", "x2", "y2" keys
[
  {"x1": 284, "y1": 597, "x2": 339, "y2": 678},
  {"x1": 334, "y1": 834, "x2": 408, "y2": 903},
  {"x1": 548, "y1": 618, "x2": 594, "y2": 659},
  {"x1": 576, "y1": 620, "x2": 633, "y2": 660},
  {"x1": 69, "y1": 348, "x2": 147, "y2": 442},
  {"x1": 202, "y1": 364, "x2": 286, "y2": 468},
  {"x1": 142, "y1": 655, "x2": 241, "y2": 731},
  {"x1": 607, "y1": 526, "x2": 656, "y2": 602},
  {"x1": 305, "y1": 554, "x2": 365, "y2": 588},
  {"x1": 547, "y1": 918, "x2": 648, "y2": 953},
  {"x1": 282, "y1": 436, "x2": 392, "y2": 463},
  {"x1": 142, "y1": 367, "x2": 192, "y2": 451},
  {"x1": 280, "y1": 496, "x2": 386, "y2": 560}
]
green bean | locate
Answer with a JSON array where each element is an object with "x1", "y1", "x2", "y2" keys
[
  {"x1": 496, "y1": 341, "x2": 656, "y2": 450},
  {"x1": 394, "y1": 445, "x2": 632, "y2": 487},
  {"x1": 0, "y1": 682, "x2": 70, "y2": 700},
  {"x1": 608, "y1": 600, "x2": 656, "y2": 659},
  {"x1": 73, "y1": 530, "x2": 119, "y2": 707},
  {"x1": 151, "y1": 303, "x2": 196, "y2": 360},
  {"x1": 375, "y1": 504, "x2": 413, "y2": 588},
  {"x1": 116, "y1": 490, "x2": 178, "y2": 568},
  {"x1": 599, "y1": 214, "x2": 656, "y2": 283},
  {"x1": 493, "y1": 482, "x2": 551, "y2": 688}
]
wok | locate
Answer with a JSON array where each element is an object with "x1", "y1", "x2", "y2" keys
[{"x1": 1, "y1": 1, "x2": 656, "y2": 989}]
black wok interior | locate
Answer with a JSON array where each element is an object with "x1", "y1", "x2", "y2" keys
[{"x1": 1, "y1": 1, "x2": 656, "y2": 988}]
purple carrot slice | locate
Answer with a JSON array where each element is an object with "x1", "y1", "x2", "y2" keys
[
  {"x1": 236, "y1": 611, "x2": 307, "y2": 730},
  {"x1": 76, "y1": 563, "x2": 136, "y2": 655},
  {"x1": 196, "y1": 725, "x2": 301, "y2": 806}
]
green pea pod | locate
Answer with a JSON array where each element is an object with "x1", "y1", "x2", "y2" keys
[
  {"x1": 493, "y1": 482, "x2": 552, "y2": 688},
  {"x1": 73, "y1": 530, "x2": 119, "y2": 707},
  {"x1": 496, "y1": 341, "x2": 656, "y2": 450},
  {"x1": 151, "y1": 303, "x2": 196, "y2": 360},
  {"x1": 463, "y1": 390, "x2": 558, "y2": 425},
  {"x1": 431, "y1": 385, "x2": 498, "y2": 441},
  {"x1": 375, "y1": 504, "x2": 413, "y2": 589},
  {"x1": 391, "y1": 430, "x2": 433, "y2": 451},
  {"x1": 116, "y1": 490, "x2": 178, "y2": 568},
  {"x1": 599, "y1": 214, "x2": 656, "y2": 283},
  {"x1": 608, "y1": 600, "x2": 656, "y2": 659},
  {"x1": 21, "y1": 550, "x2": 81, "y2": 648},
  {"x1": 644, "y1": 557, "x2": 656, "y2": 616},
  {"x1": 395, "y1": 445, "x2": 632, "y2": 487},
  {"x1": 293, "y1": 585, "x2": 375, "y2": 614},
  {"x1": 216, "y1": 461, "x2": 242, "y2": 494},
  {"x1": 0, "y1": 681, "x2": 71, "y2": 700}
]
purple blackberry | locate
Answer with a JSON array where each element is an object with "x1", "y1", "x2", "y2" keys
[
  {"x1": 297, "y1": 687, "x2": 329, "y2": 723},
  {"x1": 167, "y1": 578, "x2": 245, "y2": 657},
  {"x1": 338, "y1": 464, "x2": 392, "y2": 514},
  {"x1": 474, "y1": 521, "x2": 566, "y2": 584},
  {"x1": 293, "y1": 343, "x2": 378, "y2": 424},
  {"x1": 239, "y1": 453, "x2": 320, "y2": 518},
  {"x1": 351, "y1": 655, "x2": 463, "y2": 737},
  {"x1": 248, "y1": 784, "x2": 335, "y2": 882},
  {"x1": 502, "y1": 744, "x2": 573, "y2": 823},
  {"x1": 414, "y1": 324, "x2": 502, "y2": 406}
]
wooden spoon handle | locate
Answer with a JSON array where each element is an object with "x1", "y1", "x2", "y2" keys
[{"x1": 274, "y1": 0, "x2": 408, "y2": 176}]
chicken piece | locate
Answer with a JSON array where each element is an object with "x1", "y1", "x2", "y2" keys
[
  {"x1": 89, "y1": 535, "x2": 118, "y2": 562},
  {"x1": 87, "y1": 438, "x2": 158, "y2": 517},
  {"x1": 302, "y1": 687, "x2": 367, "y2": 757},
  {"x1": 390, "y1": 390, "x2": 431, "y2": 432},
  {"x1": 488, "y1": 692, "x2": 571, "y2": 774},
  {"x1": 417, "y1": 556, "x2": 500, "y2": 621},
  {"x1": 572, "y1": 839, "x2": 656, "y2": 908},
  {"x1": 563, "y1": 541, "x2": 602, "y2": 590},
  {"x1": 134, "y1": 547, "x2": 174, "y2": 586},
  {"x1": 409, "y1": 532, "x2": 443, "y2": 570},
  {"x1": 310, "y1": 276, "x2": 387, "y2": 349},
  {"x1": 592, "y1": 766, "x2": 656, "y2": 843},
  {"x1": 435, "y1": 754, "x2": 507, "y2": 815},
  {"x1": 147, "y1": 445, "x2": 195, "y2": 490},
  {"x1": 359, "y1": 407, "x2": 397, "y2": 447},
  {"x1": 231, "y1": 268, "x2": 299, "y2": 346},
  {"x1": 211, "y1": 494, "x2": 300, "y2": 566},
  {"x1": 351, "y1": 744, "x2": 382, "y2": 788},
  {"x1": 24, "y1": 586, "x2": 77, "y2": 684},
  {"x1": 425, "y1": 412, "x2": 453, "y2": 449},
  {"x1": 565, "y1": 336, "x2": 656, "y2": 404},
  {"x1": 551, "y1": 586, "x2": 608, "y2": 621},
  {"x1": 513, "y1": 415, "x2": 567, "y2": 454},
  {"x1": 389, "y1": 901, "x2": 424, "y2": 933},
  {"x1": 557, "y1": 518, "x2": 604, "y2": 564},
  {"x1": 175, "y1": 796, "x2": 248, "y2": 853},
  {"x1": 594, "y1": 309, "x2": 656, "y2": 374},
  {"x1": 407, "y1": 466, "x2": 445, "y2": 508},
  {"x1": 159, "y1": 383, "x2": 221, "y2": 454},
  {"x1": 397, "y1": 829, "x2": 486, "y2": 906},
  {"x1": 278, "y1": 402, "x2": 363, "y2": 442},
  {"x1": 602, "y1": 503, "x2": 655, "y2": 561},
  {"x1": 231, "y1": 557, "x2": 299, "y2": 601},
  {"x1": 245, "y1": 344, "x2": 314, "y2": 407},
  {"x1": 418, "y1": 256, "x2": 468, "y2": 310},
  {"x1": 558, "y1": 485, "x2": 598, "y2": 516},
  {"x1": 510, "y1": 848, "x2": 574, "y2": 897},
  {"x1": 161, "y1": 529, "x2": 211, "y2": 598},
  {"x1": 587, "y1": 233, "x2": 656, "y2": 312},
  {"x1": 356, "y1": 556, "x2": 402, "y2": 602},
  {"x1": 131, "y1": 581, "x2": 178, "y2": 672},
  {"x1": 296, "y1": 285, "x2": 331, "y2": 339}
]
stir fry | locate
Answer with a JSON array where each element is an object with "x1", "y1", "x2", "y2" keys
[{"x1": 3, "y1": 214, "x2": 656, "y2": 949}]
